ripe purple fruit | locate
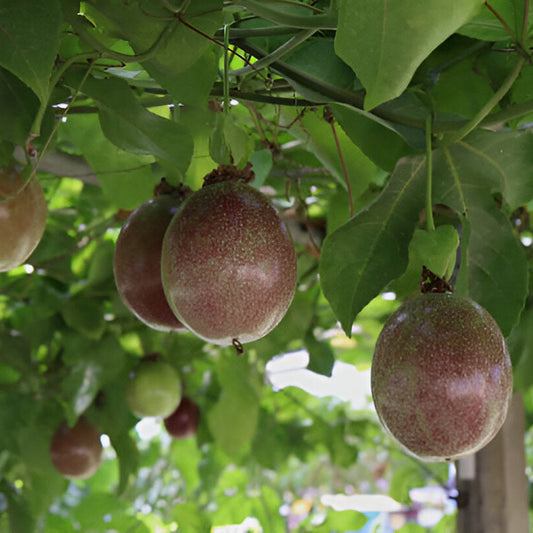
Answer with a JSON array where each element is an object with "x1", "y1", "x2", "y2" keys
[
  {"x1": 114, "y1": 185, "x2": 190, "y2": 332},
  {"x1": 0, "y1": 167, "x2": 47, "y2": 272},
  {"x1": 50, "y1": 418, "x2": 103, "y2": 479},
  {"x1": 161, "y1": 168, "x2": 297, "y2": 347},
  {"x1": 163, "y1": 397, "x2": 200, "y2": 439},
  {"x1": 371, "y1": 292, "x2": 512, "y2": 462}
]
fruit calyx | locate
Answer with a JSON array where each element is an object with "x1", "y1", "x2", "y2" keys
[
  {"x1": 202, "y1": 162, "x2": 255, "y2": 188},
  {"x1": 153, "y1": 178, "x2": 193, "y2": 200},
  {"x1": 419, "y1": 265, "x2": 454, "y2": 294}
]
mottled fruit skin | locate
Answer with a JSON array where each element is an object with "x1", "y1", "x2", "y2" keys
[
  {"x1": 50, "y1": 418, "x2": 103, "y2": 479},
  {"x1": 0, "y1": 167, "x2": 47, "y2": 272},
  {"x1": 161, "y1": 181, "x2": 297, "y2": 346},
  {"x1": 114, "y1": 196, "x2": 186, "y2": 332},
  {"x1": 126, "y1": 359, "x2": 182, "y2": 418},
  {"x1": 164, "y1": 397, "x2": 200, "y2": 439},
  {"x1": 371, "y1": 293, "x2": 512, "y2": 462}
]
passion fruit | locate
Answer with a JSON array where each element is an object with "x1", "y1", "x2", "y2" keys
[
  {"x1": 163, "y1": 396, "x2": 200, "y2": 439},
  {"x1": 49, "y1": 417, "x2": 103, "y2": 479},
  {"x1": 371, "y1": 292, "x2": 512, "y2": 462},
  {"x1": 114, "y1": 183, "x2": 190, "y2": 332},
  {"x1": 125, "y1": 358, "x2": 182, "y2": 418},
  {"x1": 0, "y1": 166, "x2": 47, "y2": 272},
  {"x1": 160, "y1": 166, "x2": 297, "y2": 347}
]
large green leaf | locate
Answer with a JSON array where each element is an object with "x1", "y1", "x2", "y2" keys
[
  {"x1": 320, "y1": 156, "x2": 426, "y2": 335},
  {"x1": 335, "y1": 0, "x2": 484, "y2": 109},
  {"x1": 84, "y1": 0, "x2": 222, "y2": 103},
  {"x1": 331, "y1": 102, "x2": 414, "y2": 172},
  {"x1": 320, "y1": 130, "x2": 532, "y2": 336},
  {"x1": 60, "y1": 113, "x2": 155, "y2": 209},
  {"x1": 0, "y1": 0, "x2": 61, "y2": 103},
  {"x1": 78, "y1": 76, "x2": 193, "y2": 176},
  {"x1": 207, "y1": 354, "x2": 260, "y2": 458}
]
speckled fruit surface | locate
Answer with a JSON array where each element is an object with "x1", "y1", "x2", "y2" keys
[
  {"x1": 50, "y1": 418, "x2": 103, "y2": 479},
  {"x1": 114, "y1": 195, "x2": 186, "y2": 332},
  {"x1": 371, "y1": 292, "x2": 512, "y2": 462},
  {"x1": 0, "y1": 167, "x2": 47, "y2": 272},
  {"x1": 161, "y1": 181, "x2": 297, "y2": 346}
]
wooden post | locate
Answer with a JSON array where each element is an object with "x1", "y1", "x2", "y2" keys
[{"x1": 456, "y1": 393, "x2": 529, "y2": 533}]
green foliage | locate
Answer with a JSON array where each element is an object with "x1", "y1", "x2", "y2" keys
[{"x1": 1, "y1": 0, "x2": 533, "y2": 530}]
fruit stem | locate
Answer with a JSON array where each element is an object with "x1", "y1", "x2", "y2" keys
[
  {"x1": 232, "y1": 338, "x2": 244, "y2": 356},
  {"x1": 425, "y1": 114, "x2": 435, "y2": 232}
]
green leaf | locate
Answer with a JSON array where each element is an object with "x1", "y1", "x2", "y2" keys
[
  {"x1": 79, "y1": 76, "x2": 193, "y2": 176},
  {"x1": 5, "y1": 486, "x2": 35, "y2": 533},
  {"x1": 207, "y1": 385, "x2": 259, "y2": 458},
  {"x1": 457, "y1": 130, "x2": 533, "y2": 210},
  {"x1": 283, "y1": 37, "x2": 357, "y2": 102},
  {"x1": 389, "y1": 464, "x2": 426, "y2": 504},
  {"x1": 0, "y1": 67, "x2": 40, "y2": 144},
  {"x1": 60, "y1": 113, "x2": 155, "y2": 209},
  {"x1": 172, "y1": 502, "x2": 212, "y2": 533},
  {"x1": 170, "y1": 438, "x2": 202, "y2": 495},
  {"x1": 110, "y1": 431, "x2": 139, "y2": 496},
  {"x1": 507, "y1": 305, "x2": 533, "y2": 390},
  {"x1": 410, "y1": 226, "x2": 460, "y2": 279},
  {"x1": 306, "y1": 510, "x2": 367, "y2": 532},
  {"x1": 331, "y1": 103, "x2": 414, "y2": 172},
  {"x1": 321, "y1": 130, "x2": 530, "y2": 335},
  {"x1": 320, "y1": 156, "x2": 426, "y2": 335},
  {"x1": 61, "y1": 361, "x2": 102, "y2": 425},
  {"x1": 458, "y1": 0, "x2": 524, "y2": 41},
  {"x1": 61, "y1": 294, "x2": 106, "y2": 340},
  {"x1": 0, "y1": 0, "x2": 61, "y2": 103},
  {"x1": 305, "y1": 330, "x2": 335, "y2": 377},
  {"x1": 249, "y1": 149, "x2": 273, "y2": 188},
  {"x1": 334, "y1": 0, "x2": 484, "y2": 109},
  {"x1": 433, "y1": 142, "x2": 528, "y2": 334}
]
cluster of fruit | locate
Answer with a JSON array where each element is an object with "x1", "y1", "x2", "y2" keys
[
  {"x1": 114, "y1": 164, "x2": 298, "y2": 350},
  {"x1": 50, "y1": 356, "x2": 200, "y2": 479}
]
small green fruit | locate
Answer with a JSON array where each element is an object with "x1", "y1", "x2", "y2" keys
[
  {"x1": 371, "y1": 292, "x2": 512, "y2": 462},
  {"x1": 126, "y1": 359, "x2": 182, "y2": 418}
]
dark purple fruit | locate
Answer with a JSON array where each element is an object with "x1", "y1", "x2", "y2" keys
[
  {"x1": 163, "y1": 397, "x2": 200, "y2": 439},
  {"x1": 371, "y1": 292, "x2": 512, "y2": 462},
  {"x1": 114, "y1": 193, "x2": 187, "y2": 332},
  {"x1": 0, "y1": 167, "x2": 47, "y2": 272},
  {"x1": 161, "y1": 177, "x2": 297, "y2": 346},
  {"x1": 50, "y1": 418, "x2": 103, "y2": 479}
]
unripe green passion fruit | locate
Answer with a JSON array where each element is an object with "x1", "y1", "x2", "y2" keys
[{"x1": 371, "y1": 292, "x2": 512, "y2": 462}]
